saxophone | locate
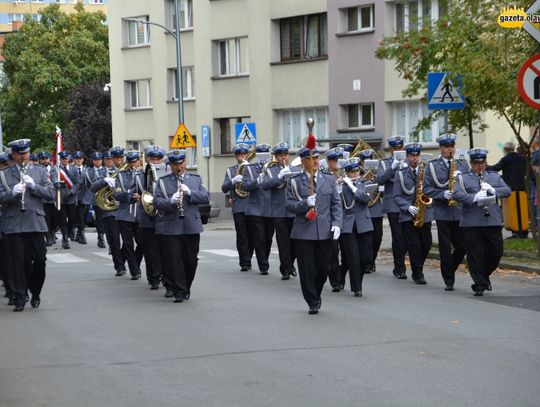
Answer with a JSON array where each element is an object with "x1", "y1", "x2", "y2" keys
[
  {"x1": 412, "y1": 162, "x2": 433, "y2": 227},
  {"x1": 447, "y1": 159, "x2": 457, "y2": 207},
  {"x1": 177, "y1": 172, "x2": 185, "y2": 218},
  {"x1": 19, "y1": 163, "x2": 27, "y2": 212}
]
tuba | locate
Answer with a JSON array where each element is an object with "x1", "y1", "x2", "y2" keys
[
  {"x1": 412, "y1": 162, "x2": 433, "y2": 227},
  {"x1": 234, "y1": 148, "x2": 257, "y2": 198},
  {"x1": 95, "y1": 161, "x2": 129, "y2": 211},
  {"x1": 141, "y1": 163, "x2": 167, "y2": 217}
]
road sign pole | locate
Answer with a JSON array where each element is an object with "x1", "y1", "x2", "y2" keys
[
  {"x1": 174, "y1": 0, "x2": 184, "y2": 124},
  {"x1": 444, "y1": 110, "x2": 449, "y2": 133}
]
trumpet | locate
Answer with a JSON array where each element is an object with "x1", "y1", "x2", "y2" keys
[
  {"x1": 177, "y1": 172, "x2": 185, "y2": 218},
  {"x1": 19, "y1": 163, "x2": 27, "y2": 212}
]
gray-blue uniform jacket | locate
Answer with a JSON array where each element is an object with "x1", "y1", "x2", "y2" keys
[
  {"x1": 378, "y1": 156, "x2": 401, "y2": 214},
  {"x1": 50, "y1": 165, "x2": 80, "y2": 205},
  {"x1": 90, "y1": 167, "x2": 117, "y2": 219},
  {"x1": 73, "y1": 166, "x2": 87, "y2": 204},
  {"x1": 0, "y1": 164, "x2": 55, "y2": 234},
  {"x1": 392, "y1": 166, "x2": 434, "y2": 223},
  {"x1": 153, "y1": 172, "x2": 210, "y2": 235},
  {"x1": 341, "y1": 180, "x2": 374, "y2": 234},
  {"x1": 261, "y1": 164, "x2": 294, "y2": 218},
  {"x1": 243, "y1": 163, "x2": 272, "y2": 217},
  {"x1": 114, "y1": 169, "x2": 140, "y2": 223},
  {"x1": 423, "y1": 157, "x2": 470, "y2": 221},
  {"x1": 286, "y1": 171, "x2": 342, "y2": 240},
  {"x1": 42, "y1": 165, "x2": 55, "y2": 204},
  {"x1": 452, "y1": 170, "x2": 511, "y2": 227},
  {"x1": 221, "y1": 164, "x2": 249, "y2": 214},
  {"x1": 84, "y1": 166, "x2": 107, "y2": 206}
]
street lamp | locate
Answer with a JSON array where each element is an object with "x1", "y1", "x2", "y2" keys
[{"x1": 125, "y1": 0, "x2": 184, "y2": 124}]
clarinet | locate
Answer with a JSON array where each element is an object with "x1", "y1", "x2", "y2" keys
[
  {"x1": 20, "y1": 164, "x2": 27, "y2": 212},
  {"x1": 478, "y1": 171, "x2": 490, "y2": 217},
  {"x1": 177, "y1": 173, "x2": 185, "y2": 219}
]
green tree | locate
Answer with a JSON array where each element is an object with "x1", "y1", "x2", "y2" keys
[
  {"x1": 0, "y1": 3, "x2": 109, "y2": 151},
  {"x1": 376, "y1": 0, "x2": 539, "y2": 241}
]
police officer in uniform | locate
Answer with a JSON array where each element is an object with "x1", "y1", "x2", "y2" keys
[
  {"x1": 452, "y1": 148, "x2": 511, "y2": 296},
  {"x1": 154, "y1": 149, "x2": 210, "y2": 302},
  {"x1": 221, "y1": 143, "x2": 254, "y2": 271},
  {"x1": 423, "y1": 134, "x2": 470, "y2": 290},
  {"x1": 378, "y1": 135, "x2": 408, "y2": 279},
  {"x1": 0, "y1": 139, "x2": 55, "y2": 311},
  {"x1": 242, "y1": 144, "x2": 274, "y2": 275},
  {"x1": 340, "y1": 158, "x2": 375, "y2": 297},
  {"x1": 84, "y1": 152, "x2": 108, "y2": 248},
  {"x1": 286, "y1": 147, "x2": 343, "y2": 314},
  {"x1": 113, "y1": 150, "x2": 144, "y2": 280},
  {"x1": 261, "y1": 142, "x2": 297, "y2": 280},
  {"x1": 392, "y1": 143, "x2": 433, "y2": 285}
]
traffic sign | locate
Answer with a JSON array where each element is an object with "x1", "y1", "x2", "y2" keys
[
  {"x1": 201, "y1": 125, "x2": 211, "y2": 157},
  {"x1": 235, "y1": 122, "x2": 256, "y2": 145},
  {"x1": 518, "y1": 53, "x2": 540, "y2": 110},
  {"x1": 427, "y1": 72, "x2": 465, "y2": 110},
  {"x1": 170, "y1": 123, "x2": 196, "y2": 149}
]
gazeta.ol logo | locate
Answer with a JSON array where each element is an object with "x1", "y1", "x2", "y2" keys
[{"x1": 498, "y1": 5, "x2": 540, "y2": 28}]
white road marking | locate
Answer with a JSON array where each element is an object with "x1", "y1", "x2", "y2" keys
[
  {"x1": 47, "y1": 254, "x2": 89, "y2": 264},
  {"x1": 92, "y1": 252, "x2": 112, "y2": 259},
  {"x1": 201, "y1": 249, "x2": 239, "y2": 257}
]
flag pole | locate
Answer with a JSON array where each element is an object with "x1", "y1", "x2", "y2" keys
[
  {"x1": 305, "y1": 118, "x2": 316, "y2": 221},
  {"x1": 55, "y1": 127, "x2": 62, "y2": 210}
]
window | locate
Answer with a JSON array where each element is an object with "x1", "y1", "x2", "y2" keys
[
  {"x1": 280, "y1": 13, "x2": 327, "y2": 61},
  {"x1": 343, "y1": 103, "x2": 374, "y2": 128},
  {"x1": 88, "y1": 0, "x2": 105, "y2": 4},
  {"x1": 393, "y1": 100, "x2": 442, "y2": 143},
  {"x1": 217, "y1": 117, "x2": 250, "y2": 154},
  {"x1": 278, "y1": 108, "x2": 329, "y2": 149},
  {"x1": 8, "y1": 14, "x2": 26, "y2": 23},
  {"x1": 125, "y1": 79, "x2": 152, "y2": 109},
  {"x1": 168, "y1": 66, "x2": 195, "y2": 101},
  {"x1": 125, "y1": 16, "x2": 150, "y2": 47},
  {"x1": 167, "y1": 0, "x2": 193, "y2": 30},
  {"x1": 126, "y1": 140, "x2": 152, "y2": 151},
  {"x1": 346, "y1": 5, "x2": 374, "y2": 32},
  {"x1": 395, "y1": 0, "x2": 448, "y2": 34},
  {"x1": 31, "y1": 0, "x2": 44, "y2": 3},
  {"x1": 215, "y1": 37, "x2": 249, "y2": 77}
]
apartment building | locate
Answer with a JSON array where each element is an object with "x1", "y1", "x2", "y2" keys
[{"x1": 108, "y1": 0, "x2": 527, "y2": 217}]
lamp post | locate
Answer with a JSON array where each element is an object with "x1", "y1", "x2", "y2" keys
[{"x1": 126, "y1": 0, "x2": 184, "y2": 124}]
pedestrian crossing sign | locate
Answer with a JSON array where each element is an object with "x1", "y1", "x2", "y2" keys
[
  {"x1": 170, "y1": 123, "x2": 197, "y2": 148},
  {"x1": 427, "y1": 72, "x2": 465, "y2": 110},
  {"x1": 235, "y1": 122, "x2": 257, "y2": 145}
]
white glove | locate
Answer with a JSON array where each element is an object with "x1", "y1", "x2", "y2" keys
[
  {"x1": 343, "y1": 177, "x2": 357, "y2": 194},
  {"x1": 104, "y1": 177, "x2": 116, "y2": 188},
  {"x1": 391, "y1": 160, "x2": 400, "y2": 170},
  {"x1": 481, "y1": 182, "x2": 495, "y2": 195},
  {"x1": 180, "y1": 183, "x2": 191, "y2": 196},
  {"x1": 306, "y1": 194, "x2": 316, "y2": 207},
  {"x1": 278, "y1": 167, "x2": 291, "y2": 180},
  {"x1": 335, "y1": 183, "x2": 343, "y2": 194},
  {"x1": 23, "y1": 175, "x2": 35, "y2": 189},
  {"x1": 170, "y1": 191, "x2": 181, "y2": 204},
  {"x1": 408, "y1": 206, "x2": 419, "y2": 216},
  {"x1": 231, "y1": 174, "x2": 243, "y2": 185},
  {"x1": 473, "y1": 190, "x2": 487, "y2": 202},
  {"x1": 378, "y1": 185, "x2": 385, "y2": 193},
  {"x1": 444, "y1": 190, "x2": 453, "y2": 200},
  {"x1": 453, "y1": 170, "x2": 461, "y2": 178},
  {"x1": 257, "y1": 173, "x2": 264, "y2": 185},
  {"x1": 401, "y1": 162, "x2": 409, "y2": 168},
  {"x1": 331, "y1": 226, "x2": 341, "y2": 240},
  {"x1": 12, "y1": 183, "x2": 23, "y2": 196}
]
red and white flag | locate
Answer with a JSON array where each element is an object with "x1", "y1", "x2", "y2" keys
[
  {"x1": 53, "y1": 126, "x2": 63, "y2": 166},
  {"x1": 58, "y1": 167, "x2": 73, "y2": 190}
]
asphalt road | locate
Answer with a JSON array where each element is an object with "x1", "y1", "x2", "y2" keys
[{"x1": 0, "y1": 228, "x2": 539, "y2": 407}]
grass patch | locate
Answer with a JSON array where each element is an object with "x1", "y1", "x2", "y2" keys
[{"x1": 504, "y1": 238, "x2": 539, "y2": 254}]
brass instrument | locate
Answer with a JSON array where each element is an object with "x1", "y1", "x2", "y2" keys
[
  {"x1": 413, "y1": 162, "x2": 433, "y2": 227},
  {"x1": 350, "y1": 138, "x2": 373, "y2": 158},
  {"x1": 95, "y1": 161, "x2": 129, "y2": 211},
  {"x1": 234, "y1": 148, "x2": 257, "y2": 198},
  {"x1": 141, "y1": 163, "x2": 166, "y2": 217},
  {"x1": 361, "y1": 168, "x2": 382, "y2": 207},
  {"x1": 447, "y1": 159, "x2": 458, "y2": 207},
  {"x1": 479, "y1": 171, "x2": 490, "y2": 217},
  {"x1": 177, "y1": 172, "x2": 185, "y2": 218},
  {"x1": 19, "y1": 163, "x2": 27, "y2": 212}
]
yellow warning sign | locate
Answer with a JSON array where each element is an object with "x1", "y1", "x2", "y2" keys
[{"x1": 170, "y1": 123, "x2": 197, "y2": 148}]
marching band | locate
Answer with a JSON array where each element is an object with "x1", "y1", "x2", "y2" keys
[{"x1": 0, "y1": 126, "x2": 512, "y2": 313}]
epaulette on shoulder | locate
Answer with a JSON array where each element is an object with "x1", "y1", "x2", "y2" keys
[{"x1": 188, "y1": 173, "x2": 201, "y2": 177}]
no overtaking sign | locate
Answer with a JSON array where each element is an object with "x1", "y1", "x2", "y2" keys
[{"x1": 518, "y1": 53, "x2": 540, "y2": 110}]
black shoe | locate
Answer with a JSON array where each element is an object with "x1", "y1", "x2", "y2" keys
[
  {"x1": 332, "y1": 287, "x2": 341, "y2": 292},
  {"x1": 13, "y1": 304, "x2": 24, "y2": 312},
  {"x1": 150, "y1": 283, "x2": 159, "y2": 290},
  {"x1": 62, "y1": 238, "x2": 70, "y2": 250},
  {"x1": 108, "y1": 247, "x2": 112, "y2": 255},
  {"x1": 97, "y1": 234, "x2": 106, "y2": 248},
  {"x1": 130, "y1": 272, "x2": 141, "y2": 281},
  {"x1": 473, "y1": 289, "x2": 485, "y2": 297},
  {"x1": 183, "y1": 292, "x2": 190, "y2": 300},
  {"x1": 397, "y1": 273, "x2": 407, "y2": 280},
  {"x1": 260, "y1": 270, "x2": 269, "y2": 275},
  {"x1": 354, "y1": 291, "x2": 363, "y2": 297},
  {"x1": 68, "y1": 232, "x2": 75, "y2": 241},
  {"x1": 372, "y1": 264, "x2": 376, "y2": 273},
  {"x1": 308, "y1": 306, "x2": 319, "y2": 315},
  {"x1": 173, "y1": 296, "x2": 184, "y2": 303},
  {"x1": 413, "y1": 276, "x2": 427, "y2": 285},
  {"x1": 444, "y1": 285, "x2": 454, "y2": 291},
  {"x1": 240, "y1": 266, "x2": 249, "y2": 272},
  {"x1": 487, "y1": 279, "x2": 492, "y2": 291},
  {"x1": 164, "y1": 290, "x2": 173, "y2": 298},
  {"x1": 281, "y1": 273, "x2": 290, "y2": 280},
  {"x1": 291, "y1": 268, "x2": 297, "y2": 277},
  {"x1": 45, "y1": 234, "x2": 54, "y2": 246},
  {"x1": 77, "y1": 230, "x2": 87, "y2": 244},
  {"x1": 8, "y1": 297, "x2": 15, "y2": 306},
  {"x1": 30, "y1": 296, "x2": 41, "y2": 308},
  {"x1": 115, "y1": 269, "x2": 124, "y2": 277}
]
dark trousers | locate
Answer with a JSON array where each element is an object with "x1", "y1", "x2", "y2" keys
[
  {"x1": 233, "y1": 212, "x2": 253, "y2": 268},
  {"x1": 388, "y1": 212, "x2": 407, "y2": 275},
  {"x1": 0, "y1": 235, "x2": 13, "y2": 297},
  {"x1": 59, "y1": 203, "x2": 77, "y2": 237},
  {"x1": 370, "y1": 217, "x2": 384, "y2": 267},
  {"x1": 436, "y1": 220, "x2": 466, "y2": 286},
  {"x1": 402, "y1": 221, "x2": 432, "y2": 278},
  {"x1": 329, "y1": 238, "x2": 347, "y2": 289},
  {"x1": 247, "y1": 215, "x2": 271, "y2": 272},
  {"x1": 342, "y1": 229, "x2": 373, "y2": 292},
  {"x1": 273, "y1": 217, "x2": 295, "y2": 275},
  {"x1": 294, "y1": 239, "x2": 332, "y2": 308},
  {"x1": 44, "y1": 203, "x2": 59, "y2": 235},
  {"x1": 94, "y1": 206, "x2": 105, "y2": 234},
  {"x1": 102, "y1": 216, "x2": 124, "y2": 271},
  {"x1": 264, "y1": 217, "x2": 275, "y2": 259},
  {"x1": 141, "y1": 227, "x2": 162, "y2": 285},
  {"x1": 462, "y1": 226, "x2": 503, "y2": 291},
  {"x1": 158, "y1": 234, "x2": 200, "y2": 298},
  {"x1": 75, "y1": 203, "x2": 87, "y2": 229},
  {"x1": 4, "y1": 233, "x2": 46, "y2": 306},
  {"x1": 118, "y1": 220, "x2": 143, "y2": 276}
]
